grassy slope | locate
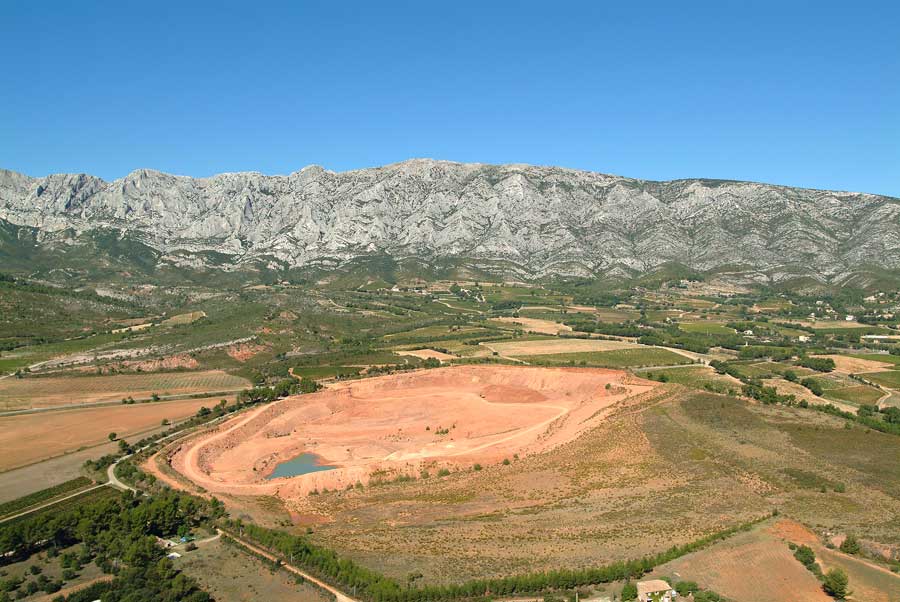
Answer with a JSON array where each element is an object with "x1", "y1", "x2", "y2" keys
[{"x1": 307, "y1": 388, "x2": 900, "y2": 583}]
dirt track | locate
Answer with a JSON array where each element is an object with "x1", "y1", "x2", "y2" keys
[{"x1": 155, "y1": 366, "x2": 653, "y2": 504}]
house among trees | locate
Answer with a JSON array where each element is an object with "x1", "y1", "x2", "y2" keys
[{"x1": 636, "y1": 579, "x2": 677, "y2": 601}]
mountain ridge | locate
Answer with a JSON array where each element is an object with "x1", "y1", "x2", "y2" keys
[
  {"x1": 2, "y1": 159, "x2": 899, "y2": 283},
  {"x1": 2, "y1": 159, "x2": 890, "y2": 195}
]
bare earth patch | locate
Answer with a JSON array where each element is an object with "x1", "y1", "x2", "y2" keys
[
  {"x1": 485, "y1": 338, "x2": 639, "y2": 357},
  {"x1": 227, "y1": 343, "x2": 269, "y2": 362},
  {"x1": 395, "y1": 349, "x2": 457, "y2": 362},
  {"x1": 490, "y1": 317, "x2": 573, "y2": 335},
  {"x1": 161, "y1": 310, "x2": 207, "y2": 325},
  {"x1": 0, "y1": 397, "x2": 231, "y2": 471},
  {"x1": 815, "y1": 354, "x2": 894, "y2": 374},
  {"x1": 650, "y1": 522, "x2": 831, "y2": 602},
  {"x1": 770, "y1": 519, "x2": 900, "y2": 602},
  {"x1": 122, "y1": 354, "x2": 200, "y2": 372}
]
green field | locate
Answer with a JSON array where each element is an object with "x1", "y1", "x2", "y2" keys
[
  {"x1": 770, "y1": 323, "x2": 812, "y2": 337},
  {"x1": 823, "y1": 385, "x2": 884, "y2": 405},
  {"x1": 0, "y1": 477, "x2": 94, "y2": 520},
  {"x1": 811, "y1": 325, "x2": 894, "y2": 335},
  {"x1": 521, "y1": 347, "x2": 692, "y2": 368},
  {"x1": 728, "y1": 361, "x2": 782, "y2": 379},
  {"x1": 859, "y1": 370, "x2": 900, "y2": 389},
  {"x1": 678, "y1": 322, "x2": 736, "y2": 335},
  {"x1": 0, "y1": 486, "x2": 123, "y2": 528},
  {"x1": 847, "y1": 353, "x2": 900, "y2": 366},
  {"x1": 481, "y1": 284, "x2": 570, "y2": 305}
]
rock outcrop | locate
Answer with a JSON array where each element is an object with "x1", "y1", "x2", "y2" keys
[{"x1": 1, "y1": 159, "x2": 898, "y2": 280}]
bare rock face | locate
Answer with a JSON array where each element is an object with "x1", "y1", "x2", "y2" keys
[{"x1": 1, "y1": 159, "x2": 898, "y2": 280}]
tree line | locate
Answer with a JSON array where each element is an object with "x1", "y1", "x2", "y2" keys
[{"x1": 223, "y1": 513, "x2": 771, "y2": 602}]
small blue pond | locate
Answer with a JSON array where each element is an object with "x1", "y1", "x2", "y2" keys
[{"x1": 266, "y1": 452, "x2": 337, "y2": 480}]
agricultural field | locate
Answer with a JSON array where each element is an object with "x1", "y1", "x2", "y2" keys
[
  {"x1": 567, "y1": 306, "x2": 640, "y2": 322},
  {"x1": 290, "y1": 366, "x2": 362, "y2": 380},
  {"x1": 0, "y1": 476, "x2": 93, "y2": 520},
  {"x1": 818, "y1": 353, "x2": 897, "y2": 374},
  {"x1": 823, "y1": 384, "x2": 884, "y2": 406},
  {"x1": 808, "y1": 322, "x2": 894, "y2": 335},
  {"x1": 480, "y1": 284, "x2": 570, "y2": 305},
  {"x1": 161, "y1": 310, "x2": 207, "y2": 325},
  {"x1": 728, "y1": 360, "x2": 808, "y2": 380},
  {"x1": 488, "y1": 316, "x2": 572, "y2": 335},
  {"x1": 395, "y1": 348, "x2": 457, "y2": 362},
  {"x1": 847, "y1": 353, "x2": 900, "y2": 367},
  {"x1": 520, "y1": 347, "x2": 692, "y2": 368},
  {"x1": 770, "y1": 520, "x2": 900, "y2": 602},
  {"x1": 678, "y1": 321, "x2": 736, "y2": 335},
  {"x1": 816, "y1": 546, "x2": 900, "y2": 602},
  {"x1": 649, "y1": 523, "x2": 831, "y2": 602},
  {"x1": 0, "y1": 370, "x2": 249, "y2": 410},
  {"x1": 0, "y1": 396, "x2": 232, "y2": 471},
  {"x1": 770, "y1": 323, "x2": 812, "y2": 337},
  {"x1": 483, "y1": 338, "x2": 638, "y2": 357},
  {"x1": 860, "y1": 370, "x2": 900, "y2": 389},
  {"x1": 0, "y1": 486, "x2": 123, "y2": 527},
  {"x1": 0, "y1": 441, "x2": 124, "y2": 504}
]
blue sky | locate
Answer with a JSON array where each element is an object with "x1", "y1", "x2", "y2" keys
[{"x1": 2, "y1": 1, "x2": 898, "y2": 195}]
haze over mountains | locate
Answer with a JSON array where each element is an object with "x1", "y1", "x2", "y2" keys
[{"x1": 1, "y1": 159, "x2": 899, "y2": 285}]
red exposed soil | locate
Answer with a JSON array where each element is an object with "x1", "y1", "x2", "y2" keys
[
  {"x1": 124, "y1": 354, "x2": 200, "y2": 372},
  {"x1": 227, "y1": 343, "x2": 268, "y2": 362}
]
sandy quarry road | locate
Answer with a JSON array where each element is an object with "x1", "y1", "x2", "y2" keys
[{"x1": 179, "y1": 401, "x2": 276, "y2": 489}]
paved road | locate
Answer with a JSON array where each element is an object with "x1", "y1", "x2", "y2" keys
[{"x1": 107, "y1": 454, "x2": 138, "y2": 493}]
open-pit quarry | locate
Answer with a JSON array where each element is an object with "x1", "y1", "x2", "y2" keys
[{"x1": 150, "y1": 365, "x2": 654, "y2": 505}]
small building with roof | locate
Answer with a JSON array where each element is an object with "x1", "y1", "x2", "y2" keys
[{"x1": 636, "y1": 579, "x2": 677, "y2": 602}]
